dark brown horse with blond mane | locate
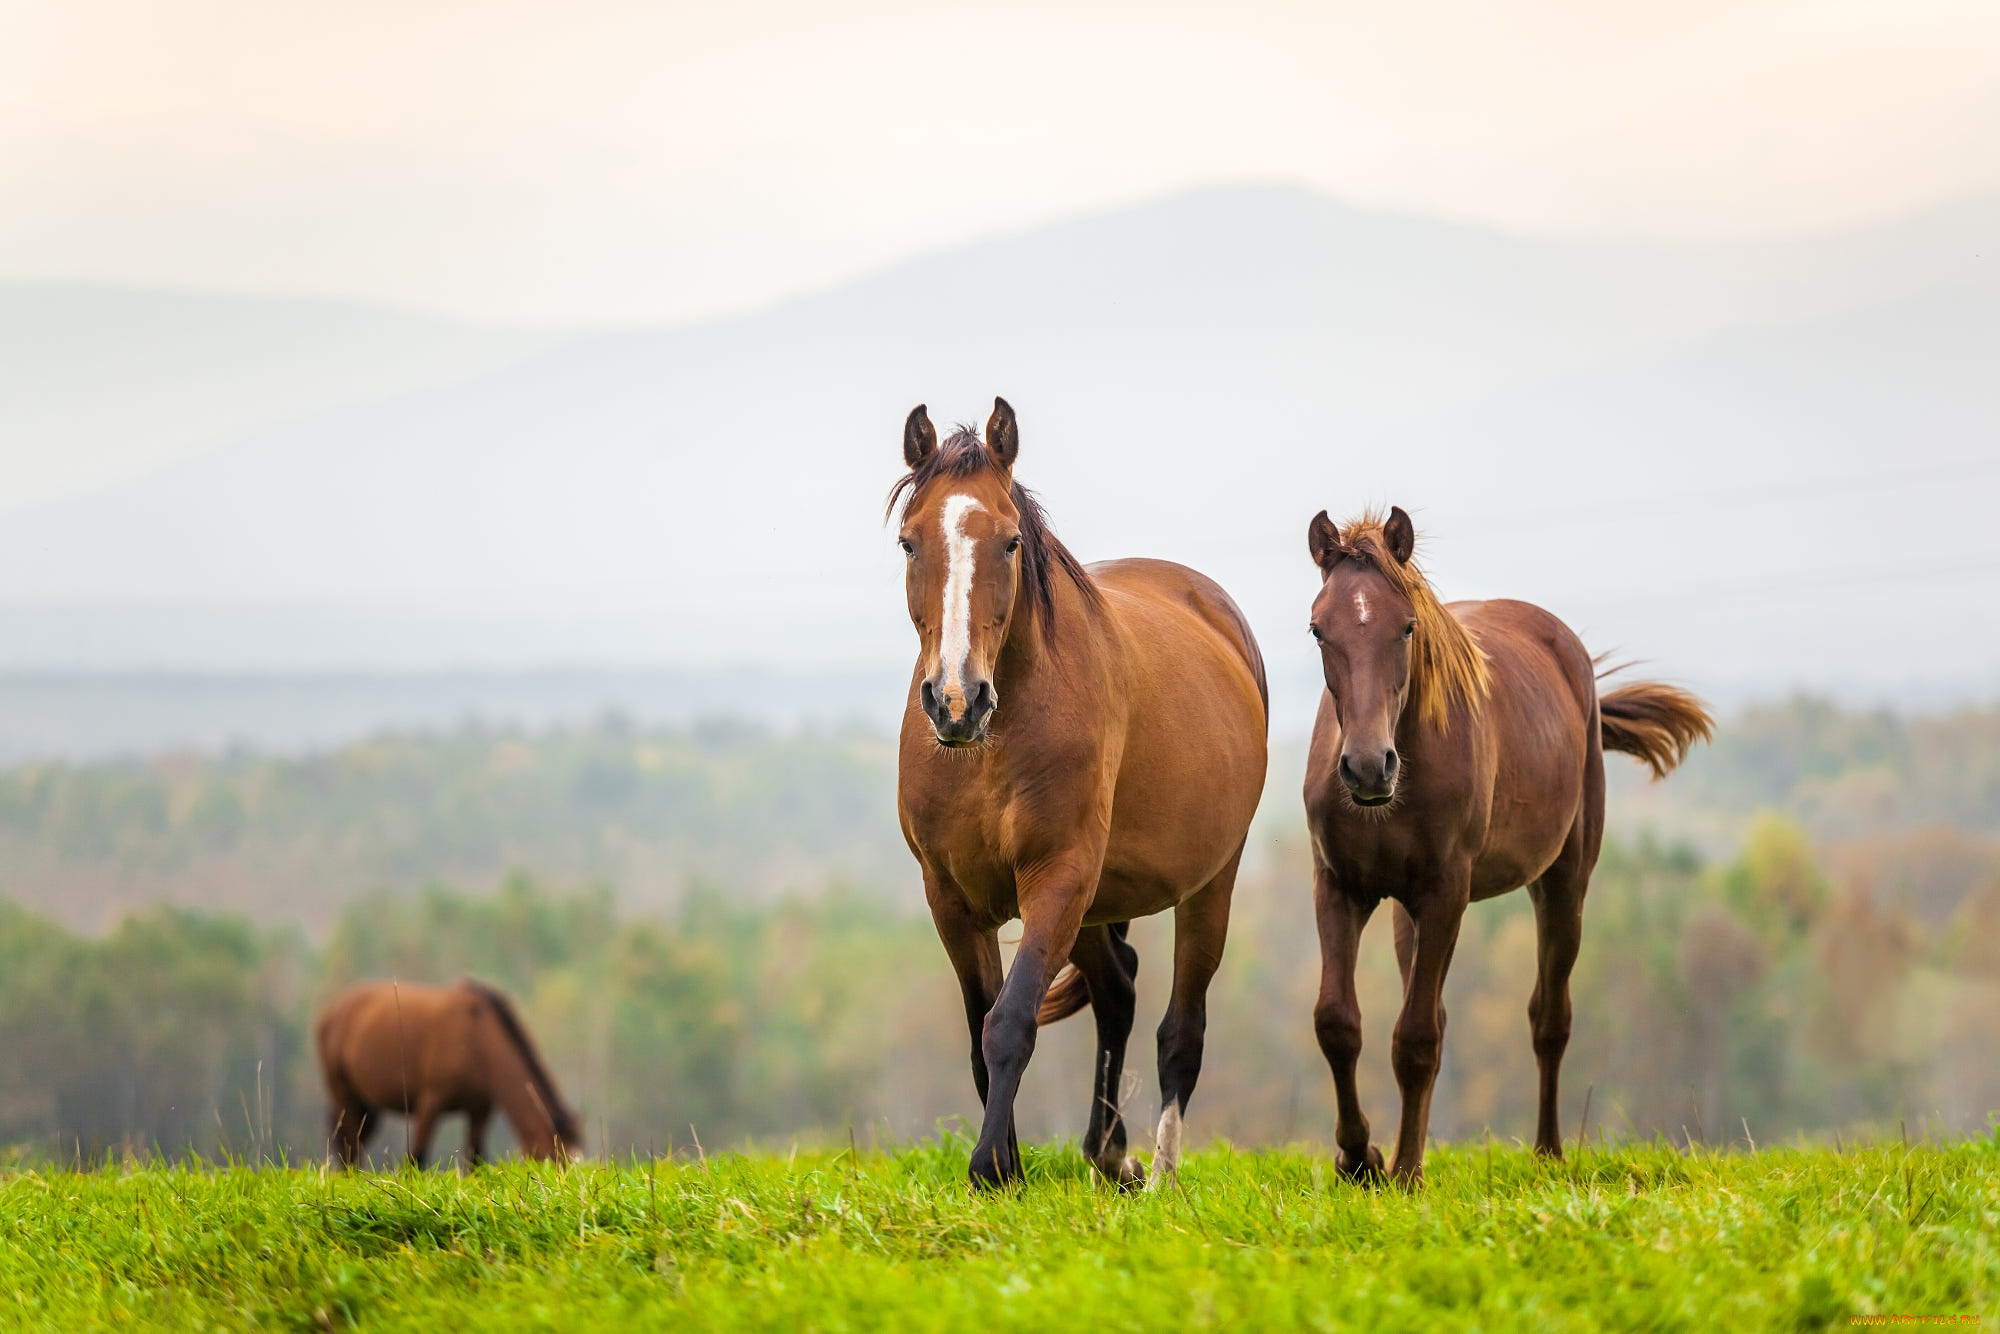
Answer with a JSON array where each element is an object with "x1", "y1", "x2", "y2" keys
[
  {"x1": 1303, "y1": 506, "x2": 1712, "y2": 1188},
  {"x1": 892, "y1": 398, "x2": 1268, "y2": 1189},
  {"x1": 316, "y1": 979, "x2": 582, "y2": 1167}
]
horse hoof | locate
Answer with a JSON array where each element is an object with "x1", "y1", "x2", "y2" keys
[
  {"x1": 1336, "y1": 1144, "x2": 1385, "y2": 1185},
  {"x1": 968, "y1": 1152, "x2": 1018, "y2": 1190},
  {"x1": 1114, "y1": 1156, "x2": 1146, "y2": 1191}
]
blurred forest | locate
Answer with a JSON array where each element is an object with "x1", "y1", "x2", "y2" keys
[
  {"x1": 0, "y1": 720, "x2": 902, "y2": 931},
  {"x1": 1, "y1": 696, "x2": 1998, "y2": 1164}
]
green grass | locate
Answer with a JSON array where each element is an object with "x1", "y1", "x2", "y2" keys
[{"x1": 2, "y1": 1134, "x2": 1996, "y2": 1331}]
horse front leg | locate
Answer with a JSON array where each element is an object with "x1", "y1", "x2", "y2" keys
[
  {"x1": 967, "y1": 859, "x2": 1092, "y2": 1189},
  {"x1": 1312, "y1": 867, "x2": 1381, "y2": 1182},
  {"x1": 1387, "y1": 881, "x2": 1469, "y2": 1189},
  {"x1": 925, "y1": 872, "x2": 1005, "y2": 1128}
]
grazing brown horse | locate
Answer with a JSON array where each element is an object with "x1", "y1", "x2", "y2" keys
[
  {"x1": 892, "y1": 398, "x2": 1268, "y2": 1189},
  {"x1": 1303, "y1": 506, "x2": 1712, "y2": 1188},
  {"x1": 315, "y1": 979, "x2": 581, "y2": 1167}
]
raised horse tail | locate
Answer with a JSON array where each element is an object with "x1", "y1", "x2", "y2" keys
[
  {"x1": 1597, "y1": 677, "x2": 1714, "y2": 779},
  {"x1": 465, "y1": 979, "x2": 581, "y2": 1146},
  {"x1": 1036, "y1": 966, "x2": 1091, "y2": 1025}
]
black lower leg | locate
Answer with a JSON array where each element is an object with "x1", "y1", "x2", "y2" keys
[
  {"x1": 1080, "y1": 926, "x2": 1139, "y2": 1165},
  {"x1": 970, "y1": 962, "x2": 1046, "y2": 1187}
]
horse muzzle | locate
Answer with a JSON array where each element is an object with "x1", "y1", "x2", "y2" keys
[
  {"x1": 1338, "y1": 747, "x2": 1399, "y2": 806},
  {"x1": 923, "y1": 677, "x2": 998, "y2": 747}
]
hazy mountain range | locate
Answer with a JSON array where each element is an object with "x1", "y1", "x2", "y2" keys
[{"x1": 3, "y1": 183, "x2": 1996, "y2": 746}]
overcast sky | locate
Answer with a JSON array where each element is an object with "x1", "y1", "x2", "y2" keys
[{"x1": 5, "y1": 0, "x2": 1998, "y2": 325}]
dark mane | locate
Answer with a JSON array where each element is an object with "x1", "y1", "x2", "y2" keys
[
  {"x1": 465, "y1": 978, "x2": 579, "y2": 1143},
  {"x1": 885, "y1": 426, "x2": 1101, "y2": 633}
]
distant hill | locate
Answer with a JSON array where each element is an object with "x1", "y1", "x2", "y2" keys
[
  {"x1": 1, "y1": 185, "x2": 1995, "y2": 698},
  {"x1": 0, "y1": 668, "x2": 899, "y2": 765}
]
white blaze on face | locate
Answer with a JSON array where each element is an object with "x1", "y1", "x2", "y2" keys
[
  {"x1": 937, "y1": 494, "x2": 986, "y2": 708},
  {"x1": 1354, "y1": 590, "x2": 1371, "y2": 625}
]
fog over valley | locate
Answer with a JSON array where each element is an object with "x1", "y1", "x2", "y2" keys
[{"x1": 2, "y1": 183, "x2": 1997, "y2": 753}]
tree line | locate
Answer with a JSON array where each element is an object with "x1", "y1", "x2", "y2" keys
[{"x1": 1, "y1": 815, "x2": 1994, "y2": 1164}]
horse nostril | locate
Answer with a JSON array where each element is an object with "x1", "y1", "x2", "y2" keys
[
  {"x1": 1383, "y1": 749, "x2": 1399, "y2": 777},
  {"x1": 921, "y1": 680, "x2": 940, "y2": 718}
]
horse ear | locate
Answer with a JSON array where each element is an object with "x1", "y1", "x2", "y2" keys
[
  {"x1": 1384, "y1": 506, "x2": 1416, "y2": 564},
  {"x1": 1307, "y1": 510, "x2": 1341, "y2": 573},
  {"x1": 903, "y1": 405, "x2": 937, "y2": 468},
  {"x1": 986, "y1": 397, "x2": 1019, "y2": 469}
]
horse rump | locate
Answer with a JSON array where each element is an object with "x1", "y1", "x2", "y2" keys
[{"x1": 1597, "y1": 679, "x2": 1714, "y2": 779}]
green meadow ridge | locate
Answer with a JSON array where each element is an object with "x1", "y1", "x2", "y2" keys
[{"x1": 1, "y1": 1139, "x2": 1995, "y2": 1331}]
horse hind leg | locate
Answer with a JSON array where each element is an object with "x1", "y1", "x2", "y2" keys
[
  {"x1": 1069, "y1": 922, "x2": 1143, "y2": 1188},
  {"x1": 465, "y1": 1106, "x2": 492, "y2": 1169},
  {"x1": 1528, "y1": 809, "x2": 1598, "y2": 1158},
  {"x1": 1150, "y1": 850, "x2": 1240, "y2": 1189}
]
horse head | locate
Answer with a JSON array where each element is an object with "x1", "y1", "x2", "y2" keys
[
  {"x1": 892, "y1": 398, "x2": 1028, "y2": 747},
  {"x1": 1307, "y1": 506, "x2": 1420, "y2": 805}
]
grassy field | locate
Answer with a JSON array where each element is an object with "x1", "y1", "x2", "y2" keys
[{"x1": 2, "y1": 1134, "x2": 1996, "y2": 1331}]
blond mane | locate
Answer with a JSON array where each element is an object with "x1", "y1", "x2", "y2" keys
[{"x1": 1335, "y1": 511, "x2": 1490, "y2": 733}]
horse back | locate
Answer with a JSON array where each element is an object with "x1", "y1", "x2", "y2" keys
[{"x1": 315, "y1": 981, "x2": 485, "y2": 1112}]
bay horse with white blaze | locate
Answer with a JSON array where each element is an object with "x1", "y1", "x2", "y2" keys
[
  {"x1": 316, "y1": 979, "x2": 582, "y2": 1167},
  {"x1": 893, "y1": 398, "x2": 1268, "y2": 1189},
  {"x1": 1303, "y1": 506, "x2": 1712, "y2": 1188}
]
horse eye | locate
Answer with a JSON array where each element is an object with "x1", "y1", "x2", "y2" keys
[
  {"x1": 1308, "y1": 623, "x2": 1324, "y2": 643},
  {"x1": 1402, "y1": 622, "x2": 1416, "y2": 640},
  {"x1": 1005, "y1": 537, "x2": 1021, "y2": 555},
  {"x1": 899, "y1": 539, "x2": 914, "y2": 556}
]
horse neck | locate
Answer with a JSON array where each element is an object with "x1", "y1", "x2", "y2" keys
[
  {"x1": 478, "y1": 1010, "x2": 561, "y2": 1155},
  {"x1": 994, "y1": 560, "x2": 1101, "y2": 699},
  {"x1": 1394, "y1": 672, "x2": 1474, "y2": 760}
]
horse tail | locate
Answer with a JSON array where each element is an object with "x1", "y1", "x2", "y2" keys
[
  {"x1": 1035, "y1": 921, "x2": 1136, "y2": 1025},
  {"x1": 464, "y1": 979, "x2": 580, "y2": 1146},
  {"x1": 1597, "y1": 678, "x2": 1714, "y2": 779},
  {"x1": 1036, "y1": 966, "x2": 1091, "y2": 1025}
]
